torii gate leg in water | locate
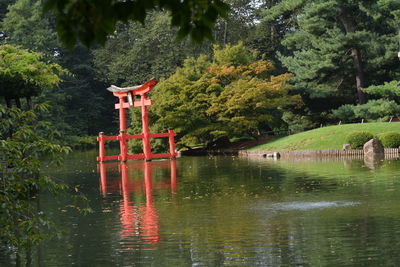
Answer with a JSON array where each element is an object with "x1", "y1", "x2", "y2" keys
[
  {"x1": 96, "y1": 79, "x2": 177, "y2": 162},
  {"x1": 140, "y1": 92, "x2": 152, "y2": 161}
]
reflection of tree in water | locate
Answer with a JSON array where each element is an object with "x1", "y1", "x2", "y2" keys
[{"x1": 175, "y1": 156, "x2": 287, "y2": 197}]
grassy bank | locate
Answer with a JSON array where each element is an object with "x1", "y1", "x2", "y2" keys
[{"x1": 251, "y1": 122, "x2": 400, "y2": 151}]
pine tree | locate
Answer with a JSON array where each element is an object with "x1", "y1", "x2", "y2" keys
[{"x1": 263, "y1": 0, "x2": 400, "y2": 108}]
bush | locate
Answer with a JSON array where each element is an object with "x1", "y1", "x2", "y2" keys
[
  {"x1": 378, "y1": 132, "x2": 400, "y2": 148},
  {"x1": 345, "y1": 131, "x2": 374, "y2": 149}
]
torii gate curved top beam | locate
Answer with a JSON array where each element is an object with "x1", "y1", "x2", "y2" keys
[{"x1": 107, "y1": 79, "x2": 158, "y2": 95}]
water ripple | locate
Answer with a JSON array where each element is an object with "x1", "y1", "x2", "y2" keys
[{"x1": 269, "y1": 201, "x2": 360, "y2": 211}]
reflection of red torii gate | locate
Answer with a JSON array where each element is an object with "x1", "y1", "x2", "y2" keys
[
  {"x1": 98, "y1": 160, "x2": 177, "y2": 196},
  {"x1": 98, "y1": 160, "x2": 177, "y2": 249},
  {"x1": 97, "y1": 79, "x2": 177, "y2": 162}
]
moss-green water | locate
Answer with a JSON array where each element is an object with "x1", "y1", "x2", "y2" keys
[{"x1": 4, "y1": 151, "x2": 400, "y2": 266}]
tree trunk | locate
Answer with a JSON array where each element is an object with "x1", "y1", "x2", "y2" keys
[
  {"x1": 27, "y1": 96, "x2": 33, "y2": 110},
  {"x1": 337, "y1": 6, "x2": 368, "y2": 104},
  {"x1": 5, "y1": 97, "x2": 12, "y2": 108},
  {"x1": 351, "y1": 48, "x2": 367, "y2": 104},
  {"x1": 223, "y1": 20, "x2": 228, "y2": 45},
  {"x1": 15, "y1": 98, "x2": 22, "y2": 108}
]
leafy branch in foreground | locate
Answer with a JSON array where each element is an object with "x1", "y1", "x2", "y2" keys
[
  {"x1": 0, "y1": 104, "x2": 70, "y2": 263},
  {"x1": 43, "y1": 0, "x2": 230, "y2": 49}
]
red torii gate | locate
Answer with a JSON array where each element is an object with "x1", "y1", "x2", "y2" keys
[{"x1": 97, "y1": 79, "x2": 177, "y2": 162}]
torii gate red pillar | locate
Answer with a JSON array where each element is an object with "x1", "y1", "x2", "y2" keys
[
  {"x1": 97, "y1": 79, "x2": 177, "y2": 162},
  {"x1": 117, "y1": 93, "x2": 128, "y2": 162},
  {"x1": 140, "y1": 92, "x2": 151, "y2": 161}
]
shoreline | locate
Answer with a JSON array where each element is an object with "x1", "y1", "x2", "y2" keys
[{"x1": 238, "y1": 148, "x2": 400, "y2": 159}]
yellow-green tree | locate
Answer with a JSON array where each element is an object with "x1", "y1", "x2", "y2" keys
[{"x1": 130, "y1": 43, "x2": 302, "y2": 150}]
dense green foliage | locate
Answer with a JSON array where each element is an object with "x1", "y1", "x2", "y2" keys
[
  {"x1": 364, "y1": 80, "x2": 400, "y2": 101},
  {"x1": 2, "y1": 0, "x2": 58, "y2": 54},
  {"x1": 252, "y1": 123, "x2": 400, "y2": 151},
  {"x1": 345, "y1": 131, "x2": 374, "y2": 149},
  {"x1": 331, "y1": 80, "x2": 400, "y2": 122},
  {"x1": 378, "y1": 132, "x2": 400, "y2": 148}
]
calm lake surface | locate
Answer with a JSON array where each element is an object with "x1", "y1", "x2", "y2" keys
[{"x1": 4, "y1": 150, "x2": 400, "y2": 266}]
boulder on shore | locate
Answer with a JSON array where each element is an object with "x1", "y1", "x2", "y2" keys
[{"x1": 363, "y1": 138, "x2": 384, "y2": 156}]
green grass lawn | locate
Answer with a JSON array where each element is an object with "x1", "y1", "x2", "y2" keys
[{"x1": 251, "y1": 122, "x2": 400, "y2": 151}]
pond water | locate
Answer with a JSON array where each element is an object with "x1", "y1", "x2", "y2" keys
[{"x1": 4, "y1": 150, "x2": 400, "y2": 266}]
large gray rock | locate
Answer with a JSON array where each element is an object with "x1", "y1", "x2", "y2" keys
[{"x1": 363, "y1": 138, "x2": 384, "y2": 156}]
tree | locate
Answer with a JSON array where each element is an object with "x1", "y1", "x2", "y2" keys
[
  {"x1": 92, "y1": 12, "x2": 198, "y2": 87},
  {"x1": 43, "y1": 0, "x2": 230, "y2": 48},
  {"x1": 249, "y1": 0, "x2": 297, "y2": 69},
  {"x1": 0, "y1": 45, "x2": 66, "y2": 108},
  {"x1": 213, "y1": 0, "x2": 257, "y2": 46},
  {"x1": 129, "y1": 43, "x2": 301, "y2": 150},
  {"x1": 0, "y1": 0, "x2": 15, "y2": 40},
  {"x1": 263, "y1": 0, "x2": 400, "y2": 107},
  {"x1": 1, "y1": 0, "x2": 58, "y2": 55},
  {"x1": 40, "y1": 45, "x2": 116, "y2": 137}
]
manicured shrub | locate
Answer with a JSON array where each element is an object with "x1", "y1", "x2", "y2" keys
[
  {"x1": 378, "y1": 132, "x2": 400, "y2": 148},
  {"x1": 345, "y1": 131, "x2": 374, "y2": 149}
]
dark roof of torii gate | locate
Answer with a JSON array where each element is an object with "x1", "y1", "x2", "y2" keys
[
  {"x1": 107, "y1": 79, "x2": 158, "y2": 95},
  {"x1": 107, "y1": 84, "x2": 142, "y2": 93}
]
